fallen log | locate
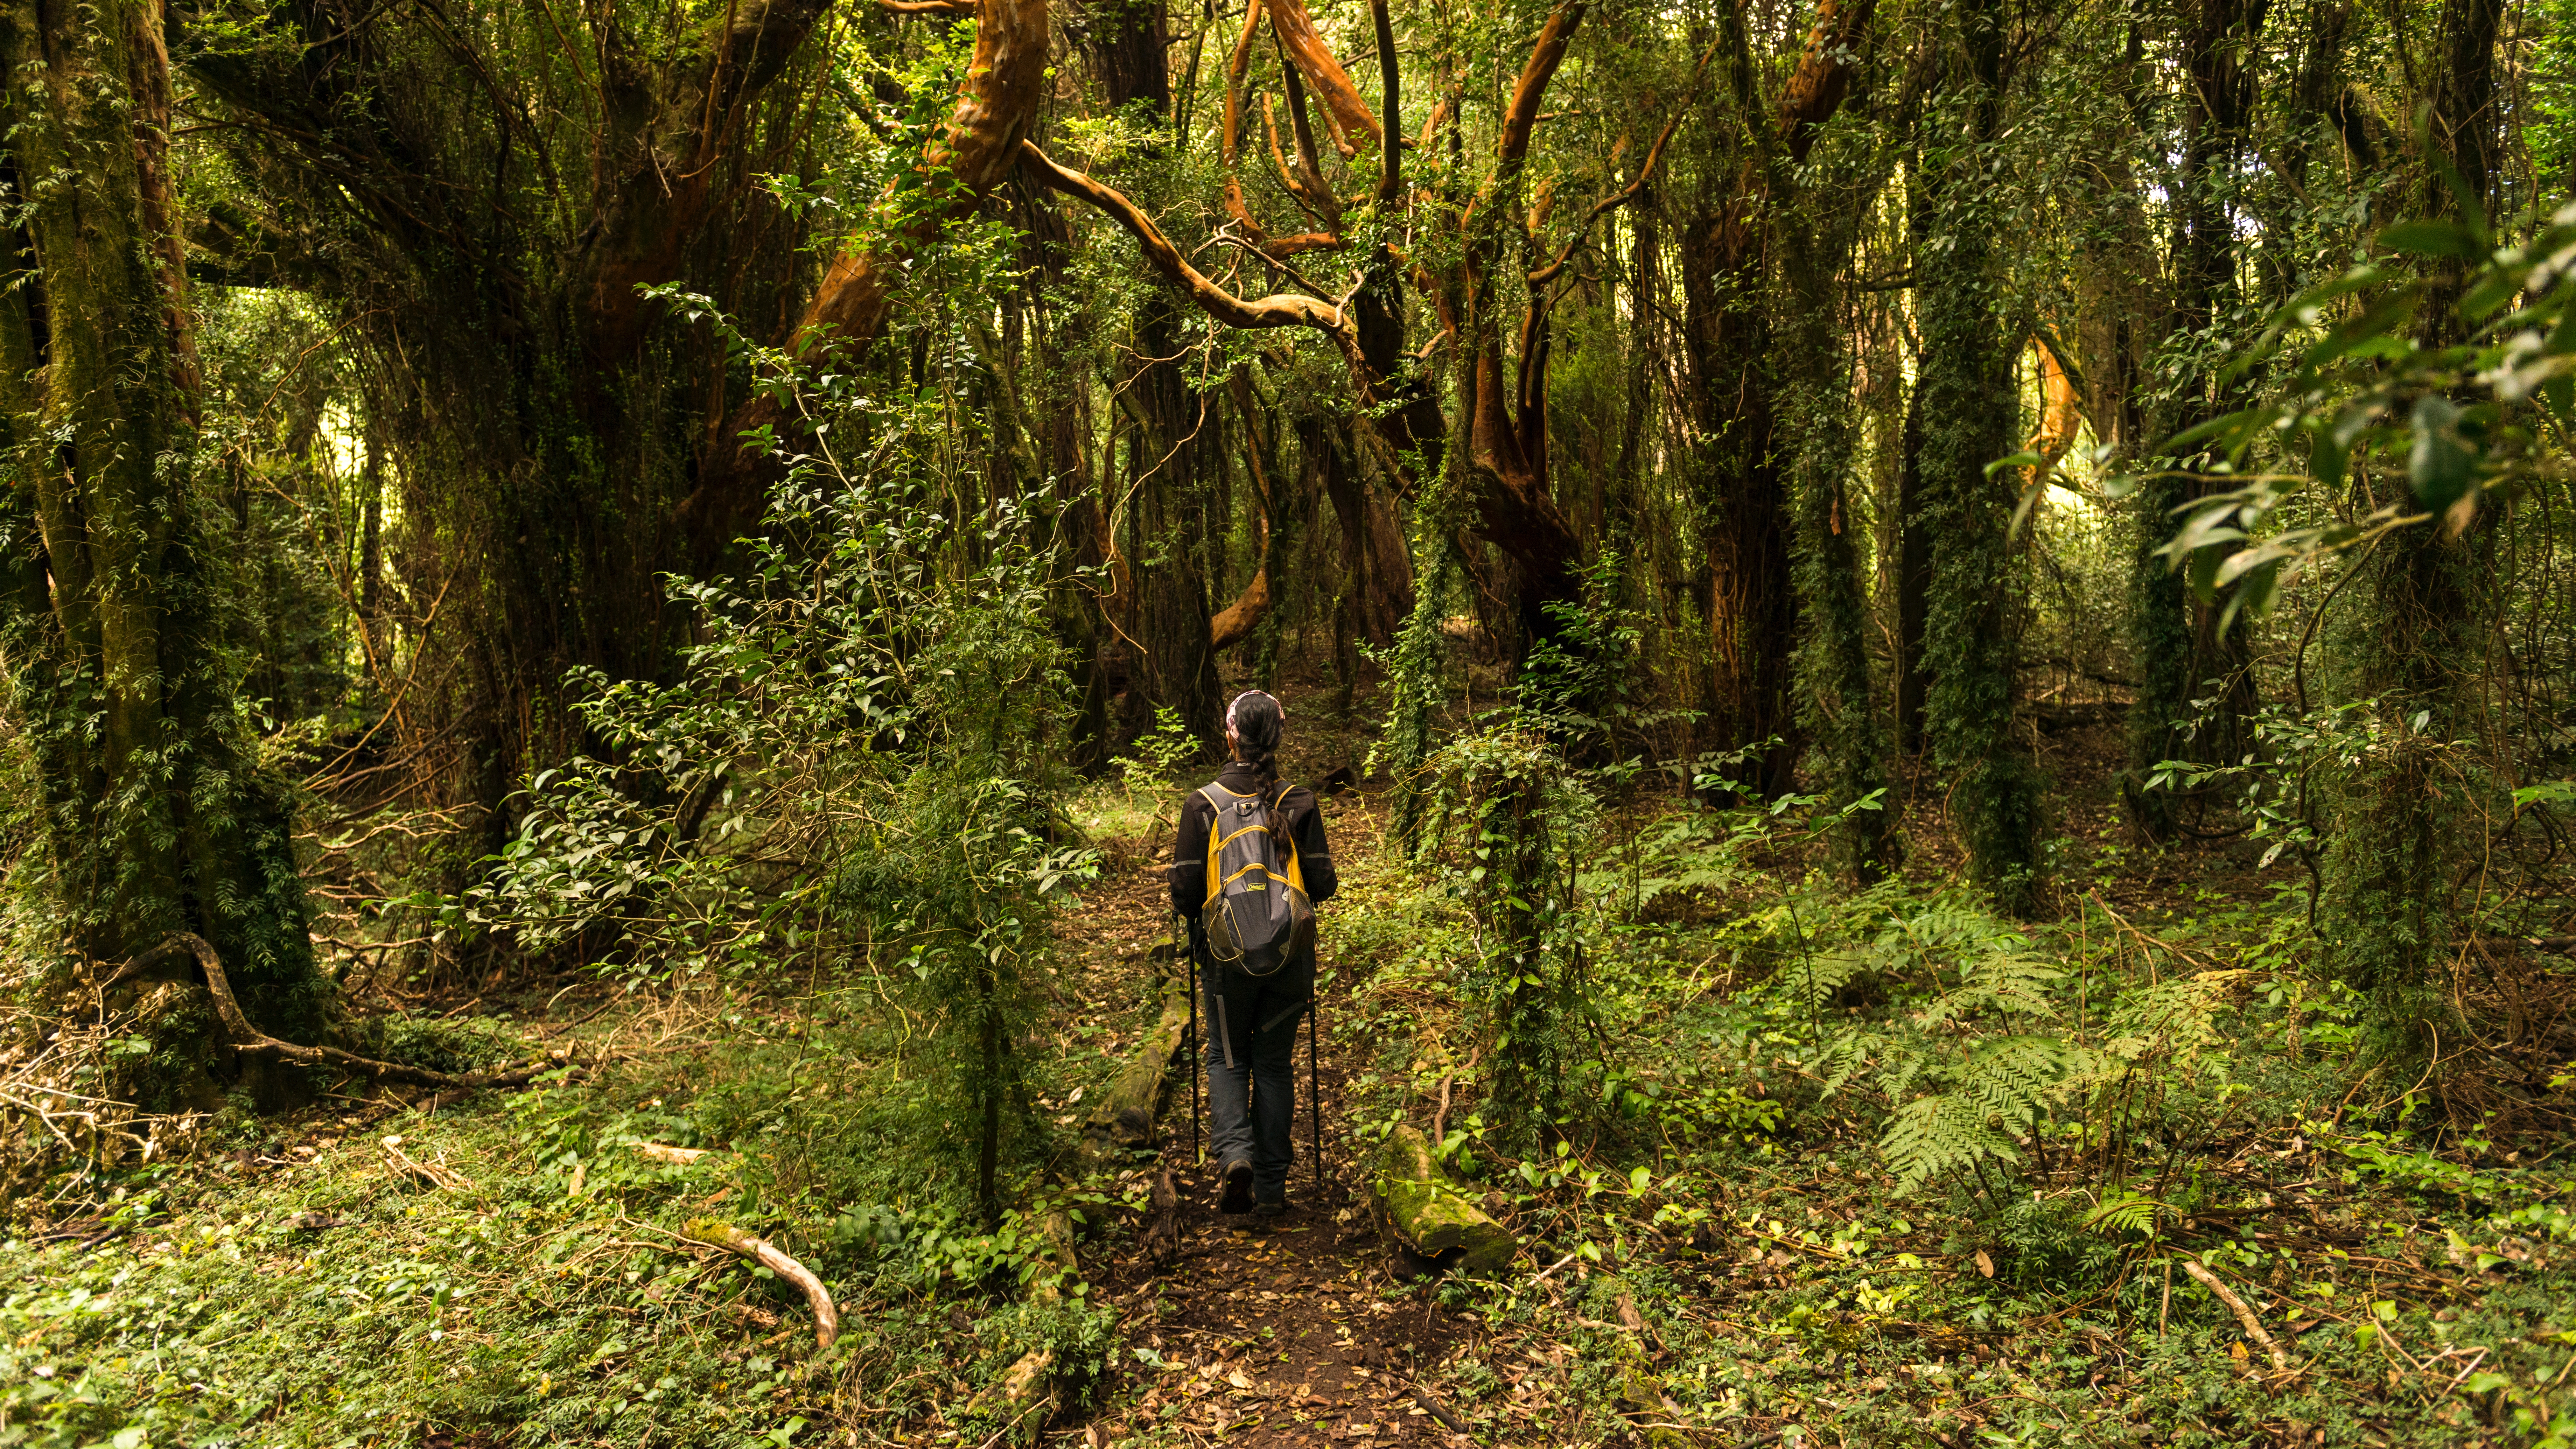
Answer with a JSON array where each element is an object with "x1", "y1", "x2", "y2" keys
[
  {"x1": 682, "y1": 1218, "x2": 839, "y2": 1350},
  {"x1": 149, "y1": 933, "x2": 543, "y2": 1092},
  {"x1": 1371, "y1": 1124, "x2": 1514, "y2": 1275},
  {"x1": 1082, "y1": 962, "x2": 1193, "y2": 1157}
]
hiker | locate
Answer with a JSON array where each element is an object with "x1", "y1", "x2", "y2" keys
[{"x1": 1172, "y1": 689, "x2": 1338, "y2": 1216}]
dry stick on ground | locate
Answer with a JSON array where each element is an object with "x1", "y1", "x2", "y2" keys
[
  {"x1": 148, "y1": 933, "x2": 544, "y2": 1090},
  {"x1": 682, "y1": 1218, "x2": 840, "y2": 1350},
  {"x1": 2180, "y1": 1260, "x2": 2291, "y2": 1372},
  {"x1": 381, "y1": 1135, "x2": 472, "y2": 1191}
]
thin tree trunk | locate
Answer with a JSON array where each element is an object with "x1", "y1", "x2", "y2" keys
[
  {"x1": 2127, "y1": 0, "x2": 2270, "y2": 839},
  {"x1": 2319, "y1": 0, "x2": 2502, "y2": 1030}
]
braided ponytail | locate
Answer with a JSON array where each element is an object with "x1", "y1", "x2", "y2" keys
[{"x1": 1226, "y1": 691, "x2": 1289, "y2": 839}]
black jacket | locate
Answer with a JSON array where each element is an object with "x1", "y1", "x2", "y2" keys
[{"x1": 1170, "y1": 761, "x2": 1338, "y2": 919}]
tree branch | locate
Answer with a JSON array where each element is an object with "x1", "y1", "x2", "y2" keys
[
  {"x1": 1020, "y1": 142, "x2": 1355, "y2": 337},
  {"x1": 679, "y1": 0, "x2": 1051, "y2": 562},
  {"x1": 1526, "y1": 36, "x2": 1716, "y2": 287},
  {"x1": 684, "y1": 1219, "x2": 840, "y2": 1349},
  {"x1": 1264, "y1": 0, "x2": 1380, "y2": 156}
]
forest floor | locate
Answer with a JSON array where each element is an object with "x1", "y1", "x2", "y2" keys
[{"x1": 7, "y1": 722, "x2": 2576, "y2": 1447}]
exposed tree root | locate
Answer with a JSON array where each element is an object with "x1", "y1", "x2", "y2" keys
[
  {"x1": 147, "y1": 933, "x2": 544, "y2": 1091},
  {"x1": 682, "y1": 1218, "x2": 840, "y2": 1349}
]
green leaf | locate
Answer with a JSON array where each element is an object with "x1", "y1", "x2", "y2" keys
[
  {"x1": 2407, "y1": 395, "x2": 2476, "y2": 511},
  {"x1": 2374, "y1": 219, "x2": 2482, "y2": 259}
]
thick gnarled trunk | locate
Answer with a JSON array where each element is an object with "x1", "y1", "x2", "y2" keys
[{"x1": 0, "y1": 0, "x2": 320, "y2": 1042}]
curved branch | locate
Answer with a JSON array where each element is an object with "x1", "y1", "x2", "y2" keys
[
  {"x1": 1526, "y1": 36, "x2": 1717, "y2": 287},
  {"x1": 1020, "y1": 142, "x2": 1354, "y2": 337},
  {"x1": 685, "y1": 1218, "x2": 840, "y2": 1349},
  {"x1": 1221, "y1": 0, "x2": 1345, "y2": 257},
  {"x1": 1465, "y1": 0, "x2": 1585, "y2": 488},
  {"x1": 679, "y1": 0, "x2": 1050, "y2": 561},
  {"x1": 1498, "y1": 2, "x2": 1584, "y2": 172},
  {"x1": 1779, "y1": 0, "x2": 1876, "y2": 166},
  {"x1": 148, "y1": 934, "x2": 541, "y2": 1091},
  {"x1": 1222, "y1": 0, "x2": 1269, "y2": 240}
]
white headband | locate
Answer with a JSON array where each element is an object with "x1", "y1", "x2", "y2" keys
[{"x1": 1226, "y1": 691, "x2": 1282, "y2": 732}]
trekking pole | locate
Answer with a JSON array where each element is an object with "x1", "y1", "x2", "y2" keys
[
  {"x1": 1180, "y1": 912, "x2": 1202, "y2": 1169},
  {"x1": 1309, "y1": 992, "x2": 1323, "y2": 1195}
]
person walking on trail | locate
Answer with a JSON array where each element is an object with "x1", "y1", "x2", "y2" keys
[{"x1": 1172, "y1": 689, "x2": 1338, "y2": 1217}]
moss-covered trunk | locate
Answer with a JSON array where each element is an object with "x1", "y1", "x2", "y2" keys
[
  {"x1": 0, "y1": 0, "x2": 320, "y2": 1040},
  {"x1": 1915, "y1": 0, "x2": 2041, "y2": 913}
]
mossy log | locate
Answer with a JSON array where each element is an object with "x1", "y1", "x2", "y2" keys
[
  {"x1": 1082, "y1": 965, "x2": 1192, "y2": 1156},
  {"x1": 1027, "y1": 1203, "x2": 1079, "y2": 1303},
  {"x1": 1371, "y1": 1124, "x2": 1514, "y2": 1275}
]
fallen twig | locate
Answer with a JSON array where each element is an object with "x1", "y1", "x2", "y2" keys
[
  {"x1": 1412, "y1": 1386, "x2": 1472, "y2": 1436},
  {"x1": 382, "y1": 1135, "x2": 472, "y2": 1191},
  {"x1": 1531, "y1": 1251, "x2": 1578, "y2": 1285},
  {"x1": 681, "y1": 1218, "x2": 838, "y2": 1349},
  {"x1": 2182, "y1": 1260, "x2": 2291, "y2": 1372},
  {"x1": 638, "y1": 1143, "x2": 720, "y2": 1165}
]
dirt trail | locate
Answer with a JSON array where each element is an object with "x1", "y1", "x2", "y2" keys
[{"x1": 1067, "y1": 807, "x2": 1481, "y2": 1447}]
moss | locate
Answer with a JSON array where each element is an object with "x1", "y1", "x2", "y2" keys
[{"x1": 1372, "y1": 1125, "x2": 1515, "y2": 1274}]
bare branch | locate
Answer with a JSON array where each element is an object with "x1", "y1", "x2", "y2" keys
[
  {"x1": 144, "y1": 933, "x2": 541, "y2": 1092},
  {"x1": 1020, "y1": 142, "x2": 1354, "y2": 338}
]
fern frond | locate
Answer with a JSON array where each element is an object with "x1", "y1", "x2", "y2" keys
[
  {"x1": 2081, "y1": 1192, "x2": 2169, "y2": 1238},
  {"x1": 1881, "y1": 1092, "x2": 2018, "y2": 1194},
  {"x1": 1816, "y1": 1028, "x2": 1876, "y2": 1097},
  {"x1": 1962, "y1": 1034, "x2": 2071, "y2": 1132}
]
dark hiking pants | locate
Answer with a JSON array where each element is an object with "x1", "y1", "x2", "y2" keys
[{"x1": 1199, "y1": 955, "x2": 1312, "y2": 1197}]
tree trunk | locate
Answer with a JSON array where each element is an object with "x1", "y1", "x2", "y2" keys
[
  {"x1": 1892, "y1": 369, "x2": 1930, "y2": 756},
  {"x1": 1917, "y1": 0, "x2": 2042, "y2": 913},
  {"x1": 2319, "y1": 0, "x2": 2501, "y2": 1032},
  {"x1": 0, "y1": 0, "x2": 322, "y2": 1046},
  {"x1": 1088, "y1": 0, "x2": 1224, "y2": 752},
  {"x1": 1311, "y1": 415, "x2": 1414, "y2": 650},
  {"x1": 2126, "y1": 0, "x2": 2269, "y2": 840},
  {"x1": 1682, "y1": 0, "x2": 1876, "y2": 800}
]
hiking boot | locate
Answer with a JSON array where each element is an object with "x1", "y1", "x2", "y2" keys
[
  {"x1": 1218, "y1": 1159, "x2": 1255, "y2": 1214},
  {"x1": 1253, "y1": 1190, "x2": 1288, "y2": 1220}
]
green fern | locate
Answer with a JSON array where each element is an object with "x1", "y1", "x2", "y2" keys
[
  {"x1": 1880, "y1": 1091, "x2": 2021, "y2": 1194},
  {"x1": 1794, "y1": 946, "x2": 1878, "y2": 1006},
  {"x1": 2081, "y1": 1191, "x2": 2170, "y2": 1238},
  {"x1": 1878, "y1": 1032, "x2": 2067, "y2": 1192}
]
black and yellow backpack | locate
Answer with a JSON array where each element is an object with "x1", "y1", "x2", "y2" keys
[{"x1": 1196, "y1": 783, "x2": 1315, "y2": 977}]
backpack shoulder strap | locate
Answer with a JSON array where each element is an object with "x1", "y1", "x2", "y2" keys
[{"x1": 1197, "y1": 786, "x2": 1228, "y2": 905}]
